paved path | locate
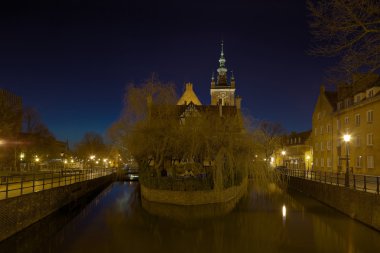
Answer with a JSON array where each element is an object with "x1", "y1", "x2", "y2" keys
[{"x1": 0, "y1": 172, "x2": 111, "y2": 200}]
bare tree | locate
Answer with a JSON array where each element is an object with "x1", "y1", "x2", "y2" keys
[
  {"x1": 308, "y1": 0, "x2": 380, "y2": 83},
  {"x1": 75, "y1": 132, "x2": 108, "y2": 163},
  {"x1": 0, "y1": 95, "x2": 22, "y2": 138}
]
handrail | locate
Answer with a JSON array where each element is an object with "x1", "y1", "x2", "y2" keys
[
  {"x1": 0, "y1": 168, "x2": 116, "y2": 200},
  {"x1": 277, "y1": 168, "x2": 380, "y2": 194}
]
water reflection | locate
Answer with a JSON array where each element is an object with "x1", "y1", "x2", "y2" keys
[{"x1": 1, "y1": 181, "x2": 380, "y2": 253}]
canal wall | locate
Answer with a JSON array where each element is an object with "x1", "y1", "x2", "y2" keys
[
  {"x1": 141, "y1": 178, "x2": 247, "y2": 219},
  {"x1": 286, "y1": 176, "x2": 380, "y2": 231},
  {"x1": 141, "y1": 178, "x2": 248, "y2": 206},
  {"x1": 0, "y1": 174, "x2": 114, "y2": 241}
]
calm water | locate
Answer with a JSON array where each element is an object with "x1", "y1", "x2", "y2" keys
[{"x1": 1, "y1": 181, "x2": 380, "y2": 253}]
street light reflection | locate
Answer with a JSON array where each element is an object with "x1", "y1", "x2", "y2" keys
[{"x1": 282, "y1": 204, "x2": 287, "y2": 225}]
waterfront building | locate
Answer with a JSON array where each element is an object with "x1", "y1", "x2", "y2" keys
[
  {"x1": 312, "y1": 73, "x2": 380, "y2": 175},
  {"x1": 277, "y1": 131, "x2": 313, "y2": 170}
]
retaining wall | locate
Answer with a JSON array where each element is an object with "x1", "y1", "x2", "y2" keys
[
  {"x1": 287, "y1": 176, "x2": 380, "y2": 231},
  {"x1": 141, "y1": 178, "x2": 248, "y2": 206},
  {"x1": 0, "y1": 174, "x2": 114, "y2": 241}
]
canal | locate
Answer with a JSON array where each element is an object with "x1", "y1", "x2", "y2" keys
[{"x1": 1, "y1": 181, "x2": 380, "y2": 253}]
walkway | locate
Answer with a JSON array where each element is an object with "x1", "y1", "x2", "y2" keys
[
  {"x1": 278, "y1": 168, "x2": 380, "y2": 194},
  {"x1": 0, "y1": 169, "x2": 115, "y2": 200}
]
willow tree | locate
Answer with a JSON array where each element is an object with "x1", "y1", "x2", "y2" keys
[{"x1": 109, "y1": 78, "x2": 255, "y2": 190}]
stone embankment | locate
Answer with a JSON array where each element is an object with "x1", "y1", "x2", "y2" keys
[
  {"x1": 0, "y1": 174, "x2": 114, "y2": 241},
  {"x1": 141, "y1": 178, "x2": 248, "y2": 219},
  {"x1": 286, "y1": 176, "x2": 380, "y2": 231}
]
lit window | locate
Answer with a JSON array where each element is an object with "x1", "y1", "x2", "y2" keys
[
  {"x1": 345, "y1": 98, "x2": 350, "y2": 108},
  {"x1": 355, "y1": 136, "x2": 361, "y2": 147},
  {"x1": 367, "y1": 110, "x2": 373, "y2": 123},
  {"x1": 356, "y1": 156, "x2": 362, "y2": 168},
  {"x1": 326, "y1": 124, "x2": 331, "y2": 133},
  {"x1": 367, "y1": 156, "x2": 374, "y2": 169},
  {"x1": 355, "y1": 114, "x2": 360, "y2": 126},
  {"x1": 327, "y1": 158, "x2": 331, "y2": 167},
  {"x1": 315, "y1": 158, "x2": 319, "y2": 166},
  {"x1": 317, "y1": 112, "x2": 321, "y2": 120},
  {"x1": 368, "y1": 89, "x2": 374, "y2": 98},
  {"x1": 320, "y1": 158, "x2": 324, "y2": 167},
  {"x1": 320, "y1": 141, "x2": 324, "y2": 151},
  {"x1": 355, "y1": 94, "x2": 361, "y2": 103},
  {"x1": 367, "y1": 133, "x2": 373, "y2": 146},
  {"x1": 345, "y1": 116, "x2": 349, "y2": 124},
  {"x1": 320, "y1": 126, "x2": 323, "y2": 135},
  {"x1": 327, "y1": 141, "x2": 331, "y2": 150}
]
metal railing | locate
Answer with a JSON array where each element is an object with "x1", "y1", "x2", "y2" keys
[
  {"x1": 0, "y1": 168, "x2": 116, "y2": 200},
  {"x1": 277, "y1": 168, "x2": 380, "y2": 194}
]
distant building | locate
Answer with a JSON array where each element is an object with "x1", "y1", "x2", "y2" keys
[
  {"x1": 312, "y1": 73, "x2": 380, "y2": 175},
  {"x1": 177, "y1": 41, "x2": 242, "y2": 115},
  {"x1": 277, "y1": 131, "x2": 312, "y2": 170}
]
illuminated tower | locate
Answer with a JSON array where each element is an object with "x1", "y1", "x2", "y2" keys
[{"x1": 210, "y1": 41, "x2": 236, "y2": 106}]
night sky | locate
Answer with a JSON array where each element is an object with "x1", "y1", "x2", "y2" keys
[{"x1": 0, "y1": 0, "x2": 333, "y2": 145}]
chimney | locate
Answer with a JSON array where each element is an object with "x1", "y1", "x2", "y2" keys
[
  {"x1": 186, "y1": 82, "x2": 193, "y2": 91},
  {"x1": 320, "y1": 85, "x2": 325, "y2": 94},
  {"x1": 236, "y1": 96, "x2": 242, "y2": 109}
]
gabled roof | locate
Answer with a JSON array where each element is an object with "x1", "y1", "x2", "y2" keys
[
  {"x1": 324, "y1": 91, "x2": 338, "y2": 110},
  {"x1": 177, "y1": 83, "x2": 202, "y2": 105}
]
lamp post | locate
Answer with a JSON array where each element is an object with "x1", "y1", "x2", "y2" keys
[
  {"x1": 306, "y1": 155, "x2": 310, "y2": 170},
  {"x1": 343, "y1": 134, "x2": 351, "y2": 187},
  {"x1": 281, "y1": 150, "x2": 286, "y2": 167}
]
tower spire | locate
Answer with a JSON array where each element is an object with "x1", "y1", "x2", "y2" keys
[{"x1": 217, "y1": 41, "x2": 227, "y2": 85}]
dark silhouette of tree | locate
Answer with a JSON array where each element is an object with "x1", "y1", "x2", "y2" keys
[
  {"x1": 308, "y1": 0, "x2": 380, "y2": 83},
  {"x1": 75, "y1": 132, "x2": 107, "y2": 164}
]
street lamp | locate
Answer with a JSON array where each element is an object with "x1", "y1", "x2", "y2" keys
[
  {"x1": 306, "y1": 155, "x2": 310, "y2": 170},
  {"x1": 343, "y1": 134, "x2": 351, "y2": 187},
  {"x1": 281, "y1": 150, "x2": 286, "y2": 167}
]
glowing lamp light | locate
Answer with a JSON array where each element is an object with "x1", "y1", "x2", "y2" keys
[
  {"x1": 306, "y1": 155, "x2": 310, "y2": 160},
  {"x1": 90, "y1": 155, "x2": 95, "y2": 160},
  {"x1": 282, "y1": 205, "x2": 287, "y2": 218},
  {"x1": 281, "y1": 150, "x2": 286, "y2": 156},
  {"x1": 343, "y1": 134, "x2": 351, "y2": 142}
]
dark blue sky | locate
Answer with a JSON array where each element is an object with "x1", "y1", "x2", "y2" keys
[{"x1": 0, "y1": 0, "x2": 333, "y2": 144}]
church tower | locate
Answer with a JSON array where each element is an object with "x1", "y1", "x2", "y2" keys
[{"x1": 210, "y1": 41, "x2": 236, "y2": 106}]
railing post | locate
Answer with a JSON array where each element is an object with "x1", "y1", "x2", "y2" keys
[
  {"x1": 353, "y1": 174, "x2": 356, "y2": 190},
  {"x1": 5, "y1": 176, "x2": 9, "y2": 199},
  {"x1": 364, "y1": 176, "x2": 367, "y2": 192},
  {"x1": 20, "y1": 175, "x2": 24, "y2": 195},
  {"x1": 377, "y1": 177, "x2": 379, "y2": 194},
  {"x1": 43, "y1": 173, "x2": 45, "y2": 190},
  {"x1": 51, "y1": 171, "x2": 54, "y2": 188},
  {"x1": 324, "y1": 172, "x2": 326, "y2": 184},
  {"x1": 337, "y1": 173, "x2": 339, "y2": 186},
  {"x1": 33, "y1": 173, "x2": 35, "y2": 193}
]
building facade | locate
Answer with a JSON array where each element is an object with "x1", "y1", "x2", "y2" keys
[{"x1": 312, "y1": 73, "x2": 380, "y2": 175}]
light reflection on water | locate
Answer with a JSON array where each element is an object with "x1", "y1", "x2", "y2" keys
[{"x1": 1, "y1": 181, "x2": 380, "y2": 253}]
